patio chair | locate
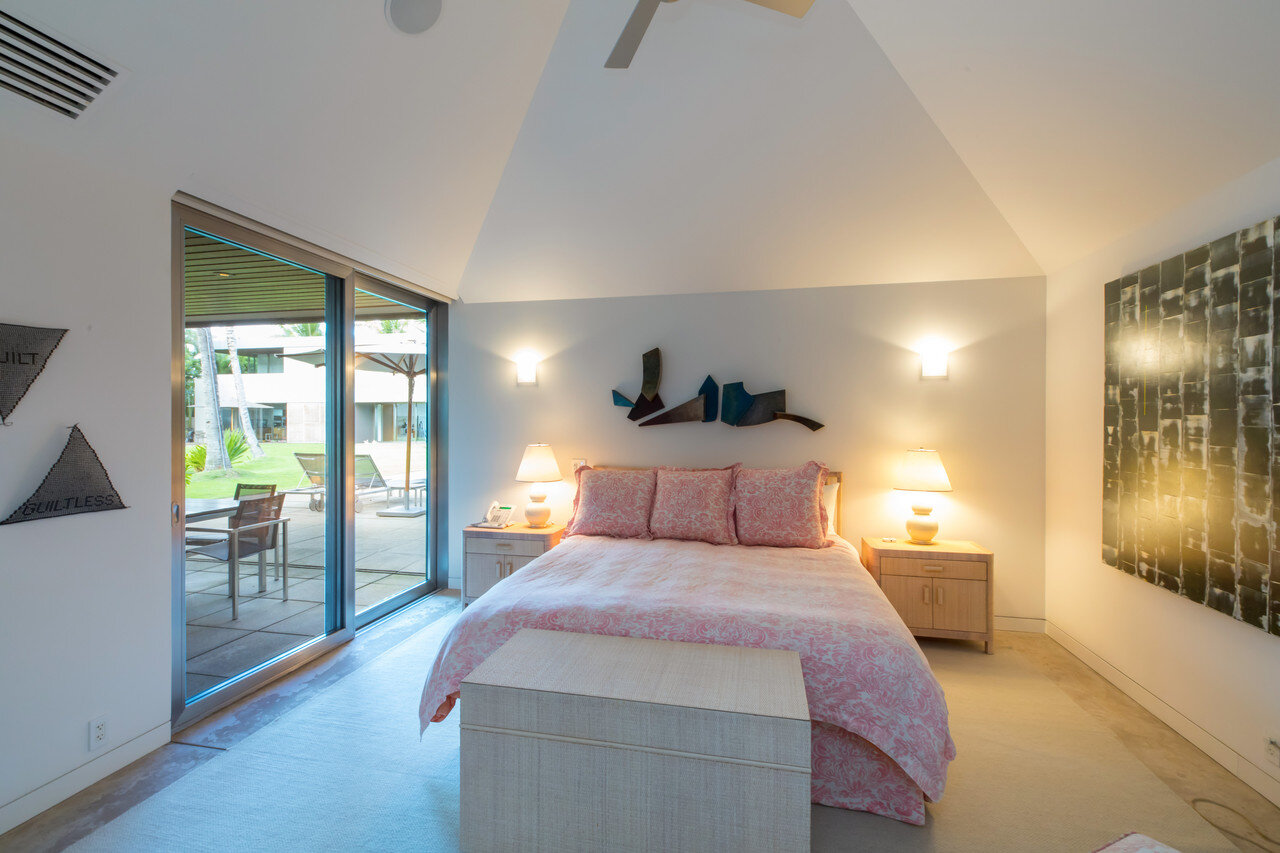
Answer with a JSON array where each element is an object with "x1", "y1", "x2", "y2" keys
[
  {"x1": 284, "y1": 452, "x2": 392, "y2": 512},
  {"x1": 184, "y1": 483, "x2": 280, "y2": 548},
  {"x1": 185, "y1": 493, "x2": 289, "y2": 622}
]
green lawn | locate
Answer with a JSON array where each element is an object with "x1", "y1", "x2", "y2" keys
[{"x1": 186, "y1": 442, "x2": 323, "y2": 498}]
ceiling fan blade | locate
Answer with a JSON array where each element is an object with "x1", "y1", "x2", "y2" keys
[
  {"x1": 741, "y1": 0, "x2": 814, "y2": 17},
  {"x1": 605, "y1": 0, "x2": 665, "y2": 69}
]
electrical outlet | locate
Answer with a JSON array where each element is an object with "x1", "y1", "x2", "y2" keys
[
  {"x1": 88, "y1": 716, "x2": 107, "y2": 752},
  {"x1": 1266, "y1": 737, "x2": 1280, "y2": 768},
  {"x1": 572, "y1": 458, "x2": 587, "y2": 471}
]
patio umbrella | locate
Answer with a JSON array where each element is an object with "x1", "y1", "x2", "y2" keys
[{"x1": 286, "y1": 337, "x2": 428, "y2": 518}]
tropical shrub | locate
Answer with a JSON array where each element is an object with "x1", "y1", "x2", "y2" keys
[
  {"x1": 186, "y1": 444, "x2": 207, "y2": 473},
  {"x1": 224, "y1": 430, "x2": 252, "y2": 466}
]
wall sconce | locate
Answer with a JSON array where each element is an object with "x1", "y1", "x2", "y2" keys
[
  {"x1": 514, "y1": 349, "x2": 540, "y2": 385},
  {"x1": 915, "y1": 337, "x2": 950, "y2": 379}
]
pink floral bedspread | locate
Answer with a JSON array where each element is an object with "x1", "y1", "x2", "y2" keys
[{"x1": 420, "y1": 534, "x2": 955, "y2": 822}]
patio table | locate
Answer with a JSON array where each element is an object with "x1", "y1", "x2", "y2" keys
[{"x1": 185, "y1": 497, "x2": 240, "y2": 522}]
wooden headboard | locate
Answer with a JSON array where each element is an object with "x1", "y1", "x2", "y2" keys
[{"x1": 826, "y1": 471, "x2": 842, "y2": 537}]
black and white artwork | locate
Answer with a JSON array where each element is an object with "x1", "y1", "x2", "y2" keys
[{"x1": 1103, "y1": 215, "x2": 1279, "y2": 636}]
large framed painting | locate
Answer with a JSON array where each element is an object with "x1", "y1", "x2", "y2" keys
[{"x1": 1102, "y1": 215, "x2": 1279, "y2": 636}]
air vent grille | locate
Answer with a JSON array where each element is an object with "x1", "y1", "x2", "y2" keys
[{"x1": 0, "y1": 10, "x2": 116, "y2": 118}]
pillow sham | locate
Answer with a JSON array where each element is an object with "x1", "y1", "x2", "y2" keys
[
  {"x1": 734, "y1": 461, "x2": 830, "y2": 548},
  {"x1": 565, "y1": 466, "x2": 656, "y2": 540},
  {"x1": 648, "y1": 465, "x2": 739, "y2": 545}
]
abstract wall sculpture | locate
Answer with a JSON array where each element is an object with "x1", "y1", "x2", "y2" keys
[
  {"x1": 1102, "y1": 214, "x2": 1280, "y2": 636},
  {"x1": 612, "y1": 348, "x2": 824, "y2": 431},
  {"x1": 0, "y1": 321, "x2": 67, "y2": 423},
  {"x1": 2, "y1": 425, "x2": 127, "y2": 524}
]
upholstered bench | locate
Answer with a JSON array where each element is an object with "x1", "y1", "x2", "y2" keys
[{"x1": 460, "y1": 629, "x2": 811, "y2": 852}]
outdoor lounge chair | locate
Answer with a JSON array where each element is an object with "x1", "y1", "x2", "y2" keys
[
  {"x1": 286, "y1": 452, "x2": 393, "y2": 512},
  {"x1": 289, "y1": 453, "x2": 328, "y2": 511},
  {"x1": 185, "y1": 493, "x2": 289, "y2": 622}
]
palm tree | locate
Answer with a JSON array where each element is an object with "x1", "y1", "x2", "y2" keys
[
  {"x1": 194, "y1": 327, "x2": 230, "y2": 471},
  {"x1": 224, "y1": 327, "x2": 265, "y2": 458}
]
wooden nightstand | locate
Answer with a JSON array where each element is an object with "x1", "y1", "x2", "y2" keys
[
  {"x1": 860, "y1": 537, "x2": 994, "y2": 654},
  {"x1": 463, "y1": 523, "x2": 564, "y2": 605}
]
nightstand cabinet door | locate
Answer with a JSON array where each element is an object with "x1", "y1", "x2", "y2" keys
[
  {"x1": 507, "y1": 555, "x2": 537, "y2": 576},
  {"x1": 465, "y1": 553, "x2": 505, "y2": 601},
  {"x1": 932, "y1": 578, "x2": 986, "y2": 633},
  {"x1": 881, "y1": 574, "x2": 934, "y2": 631}
]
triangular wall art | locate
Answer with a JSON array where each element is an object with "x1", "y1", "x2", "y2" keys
[
  {"x1": 0, "y1": 321, "x2": 67, "y2": 424},
  {"x1": 2, "y1": 425, "x2": 127, "y2": 525}
]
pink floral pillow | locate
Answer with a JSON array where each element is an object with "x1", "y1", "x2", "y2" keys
[
  {"x1": 734, "y1": 461, "x2": 830, "y2": 548},
  {"x1": 565, "y1": 466, "x2": 656, "y2": 539},
  {"x1": 648, "y1": 465, "x2": 739, "y2": 545}
]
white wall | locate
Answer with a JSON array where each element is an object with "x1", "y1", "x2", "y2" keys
[
  {"x1": 0, "y1": 0, "x2": 572, "y2": 297},
  {"x1": 0, "y1": 135, "x2": 173, "y2": 830},
  {"x1": 448, "y1": 277, "x2": 1047, "y2": 628},
  {"x1": 458, "y1": 0, "x2": 1040, "y2": 304},
  {"x1": 1045, "y1": 153, "x2": 1280, "y2": 806}
]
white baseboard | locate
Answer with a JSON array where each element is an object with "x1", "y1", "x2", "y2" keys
[
  {"x1": 0, "y1": 720, "x2": 171, "y2": 835},
  {"x1": 994, "y1": 615, "x2": 1045, "y2": 633},
  {"x1": 1046, "y1": 621, "x2": 1280, "y2": 808}
]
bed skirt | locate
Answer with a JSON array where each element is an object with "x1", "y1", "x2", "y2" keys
[{"x1": 811, "y1": 721, "x2": 926, "y2": 825}]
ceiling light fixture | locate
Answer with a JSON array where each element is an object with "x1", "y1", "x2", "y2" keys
[
  {"x1": 385, "y1": 0, "x2": 442, "y2": 35},
  {"x1": 606, "y1": 0, "x2": 814, "y2": 69}
]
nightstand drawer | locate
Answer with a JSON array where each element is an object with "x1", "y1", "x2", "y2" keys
[
  {"x1": 464, "y1": 536, "x2": 546, "y2": 558},
  {"x1": 880, "y1": 556, "x2": 987, "y2": 582}
]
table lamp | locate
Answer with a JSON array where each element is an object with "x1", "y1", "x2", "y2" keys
[
  {"x1": 515, "y1": 443, "x2": 562, "y2": 528},
  {"x1": 892, "y1": 448, "x2": 952, "y2": 544}
]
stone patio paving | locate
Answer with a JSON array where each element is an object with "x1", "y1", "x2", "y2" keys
[{"x1": 184, "y1": 492, "x2": 428, "y2": 699}]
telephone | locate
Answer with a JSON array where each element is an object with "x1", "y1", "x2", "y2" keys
[{"x1": 475, "y1": 501, "x2": 514, "y2": 529}]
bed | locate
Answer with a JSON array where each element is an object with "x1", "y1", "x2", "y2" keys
[{"x1": 419, "y1": 524, "x2": 956, "y2": 825}]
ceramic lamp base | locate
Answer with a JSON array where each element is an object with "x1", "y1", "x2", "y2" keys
[
  {"x1": 905, "y1": 504, "x2": 939, "y2": 545},
  {"x1": 524, "y1": 483, "x2": 551, "y2": 528}
]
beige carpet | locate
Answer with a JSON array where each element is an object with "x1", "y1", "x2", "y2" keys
[
  {"x1": 814, "y1": 642, "x2": 1234, "y2": 852},
  {"x1": 70, "y1": 617, "x2": 1233, "y2": 852}
]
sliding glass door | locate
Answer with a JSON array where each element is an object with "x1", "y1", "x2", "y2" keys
[
  {"x1": 171, "y1": 202, "x2": 443, "y2": 727},
  {"x1": 179, "y1": 228, "x2": 338, "y2": 705},
  {"x1": 352, "y1": 284, "x2": 436, "y2": 624}
]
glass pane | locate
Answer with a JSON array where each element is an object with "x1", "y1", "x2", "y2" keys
[
  {"x1": 182, "y1": 229, "x2": 331, "y2": 701},
  {"x1": 353, "y1": 288, "x2": 430, "y2": 616}
]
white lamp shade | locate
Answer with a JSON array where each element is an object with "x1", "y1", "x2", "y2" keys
[
  {"x1": 893, "y1": 449, "x2": 952, "y2": 492},
  {"x1": 515, "y1": 444, "x2": 562, "y2": 483}
]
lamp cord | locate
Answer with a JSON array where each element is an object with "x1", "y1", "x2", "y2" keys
[{"x1": 1192, "y1": 798, "x2": 1280, "y2": 852}]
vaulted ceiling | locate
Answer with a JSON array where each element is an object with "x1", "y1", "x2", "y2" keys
[{"x1": 4, "y1": 0, "x2": 1280, "y2": 302}]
